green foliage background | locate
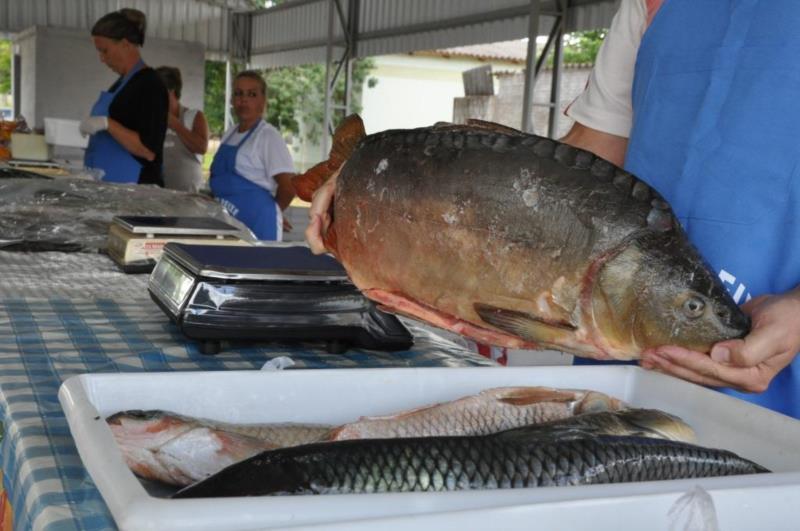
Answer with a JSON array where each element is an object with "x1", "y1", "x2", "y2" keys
[
  {"x1": 0, "y1": 42, "x2": 10, "y2": 95},
  {"x1": 560, "y1": 30, "x2": 607, "y2": 65}
]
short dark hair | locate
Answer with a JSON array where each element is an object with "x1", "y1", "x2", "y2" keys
[
  {"x1": 91, "y1": 8, "x2": 147, "y2": 46},
  {"x1": 156, "y1": 66, "x2": 183, "y2": 99},
  {"x1": 234, "y1": 70, "x2": 267, "y2": 96}
]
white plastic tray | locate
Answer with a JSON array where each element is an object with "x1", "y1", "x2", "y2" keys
[
  {"x1": 58, "y1": 366, "x2": 800, "y2": 531},
  {"x1": 44, "y1": 117, "x2": 89, "y2": 148}
]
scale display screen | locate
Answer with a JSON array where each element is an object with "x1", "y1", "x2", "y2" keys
[{"x1": 148, "y1": 255, "x2": 196, "y2": 316}]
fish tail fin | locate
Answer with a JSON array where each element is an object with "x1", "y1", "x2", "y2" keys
[{"x1": 292, "y1": 114, "x2": 366, "y2": 201}]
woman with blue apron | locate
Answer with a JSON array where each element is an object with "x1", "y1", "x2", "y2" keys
[
  {"x1": 80, "y1": 9, "x2": 168, "y2": 186},
  {"x1": 569, "y1": 0, "x2": 800, "y2": 418},
  {"x1": 210, "y1": 71, "x2": 296, "y2": 241}
]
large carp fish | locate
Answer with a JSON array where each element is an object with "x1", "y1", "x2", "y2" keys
[{"x1": 293, "y1": 116, "x2": 750, "y2": 360}]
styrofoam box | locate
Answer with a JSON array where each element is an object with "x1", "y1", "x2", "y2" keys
[
  {"x1": 58, "y1": 367, "x2": 800, "y2": 531},
  {"x1": 44, "y1": 117, "x2": 88, "y2": 148}
]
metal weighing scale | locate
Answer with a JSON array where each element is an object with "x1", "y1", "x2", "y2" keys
[
  {"x1": 148, "y1": 242, "x2": 414, "y2": 355},
  {"x1": 107, "y1": 215, "x2": 249, "y2": 274}
]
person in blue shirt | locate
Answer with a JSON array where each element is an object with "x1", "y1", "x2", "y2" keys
[
  {"x1": 305, "y1": 0, "x2": 800, "y2": 418},
  {"x1": 80, "y1": 8, "x2": 168, "y2": 186}
]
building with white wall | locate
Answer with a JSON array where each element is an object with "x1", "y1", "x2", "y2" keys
[
  {"x1": 14, "y1": 26, "x2": 205, "y2": 130},
  {"x1": 361, "y1": 42, "x2": 528, "y2": 135}
]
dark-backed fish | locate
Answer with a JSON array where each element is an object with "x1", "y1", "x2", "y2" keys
[
  {"x1": 293, "y1": 117, "x2": 750, "y2": 360},
  {"x1": 174, "y1": 414, "x2": 763, "y2": 498}
]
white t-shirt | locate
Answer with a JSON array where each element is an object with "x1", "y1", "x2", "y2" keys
[
  {"x1": 220, "y1": 120, "x2": 295, "y2": 195},
  {"x1": 564, "y1": 0, "x2": 647, "y2": 138}
]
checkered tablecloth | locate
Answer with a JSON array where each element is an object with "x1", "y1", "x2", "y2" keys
[{"x1": 0, "y1": 252, "x2": 495, "y2": 530}]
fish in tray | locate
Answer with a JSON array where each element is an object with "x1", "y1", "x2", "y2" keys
[
  {"x1": 326, "y1": 386, "x2": 628, "y2": 441},
  {"x1": 329, "y1": 396, "x2": 695, "y2": 443},
  {"x1": 293, "y1": 116, "x2": 750, "y2": 360},
  {"x1": 107, "y1": 410, "x2": 332, "y2": 486},
  {"x1": 172, "y1": 409, "x2": 764, "y2": 498},
  {"x1": 108, "y1": 386, "x2": 627, "y2": 486}
]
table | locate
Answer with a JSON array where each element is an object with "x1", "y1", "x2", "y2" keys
[{"x1": 0, "y1": 252, "x2": 495, "y2": 530}]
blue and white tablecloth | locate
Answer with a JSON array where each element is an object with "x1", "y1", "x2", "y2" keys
[{"x1": 0, "y1": 252, "x2": 495, "y2": 530}]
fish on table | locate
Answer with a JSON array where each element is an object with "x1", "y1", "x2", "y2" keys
[
  {"x1": 293, "y1": 116, "x2": 750, "y2": 360},
  {"x1": 173, "y1": 409, "x2": 763, "y2": 498}
]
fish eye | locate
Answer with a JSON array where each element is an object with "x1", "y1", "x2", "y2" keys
[{"x1": 682, "y1": 296, "x2": 705, "y2": 319}]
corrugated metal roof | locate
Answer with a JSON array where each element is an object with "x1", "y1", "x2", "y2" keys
[
  {"x1": 0, "y1": 0, "x2": 618, "y2": 64},
  {"x1": 0, "y1": 0, "x2": 252, "y2": 55},
  {"x1": 247, "y1": 0, "x2": 619, "y2": 69}
]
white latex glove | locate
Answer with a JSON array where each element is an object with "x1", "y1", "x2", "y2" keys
[{"x1": 79, "y1": 116, "x2": 109, "y2": 137}]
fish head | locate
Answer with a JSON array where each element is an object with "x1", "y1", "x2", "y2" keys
[{"x1": 592, "y1": 230, "x2": 750, "y2": 356}]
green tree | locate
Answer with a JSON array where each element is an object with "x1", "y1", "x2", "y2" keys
[
  {"x1": 561, "y1": 30, "x2": 607, "y2": 65},
  {"x1": 204, "y1": 60, "x2": 232, "y2": 136},
  {"x1": 264, "y1": 60, "x2": 377, "y2": 143},
  {"x1": 0, "y1": 41, "x2": 11, "y2": 94}
]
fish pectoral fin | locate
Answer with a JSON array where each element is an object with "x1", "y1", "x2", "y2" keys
[
  {"x1": 496, "y1": 387, "x2": 581, "y2": 407},
  {"x1": 474, "y1": 303, "x2": 577, "y2": 345}
]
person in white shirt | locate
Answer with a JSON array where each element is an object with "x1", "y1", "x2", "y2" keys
[
  {"x1": 156, "y1": 66, "x2": 209, "y2": 193},
  {"x1": 209, "y1": 70, "x2": 296, "y2": 240}
]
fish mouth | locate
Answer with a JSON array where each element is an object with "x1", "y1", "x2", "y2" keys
[
  {"x1": 730, "y1": 313, "x2": 751, "y2": 339},
  {"x1": 715, "y1": 304, "x2": 751, "y2": 340}
]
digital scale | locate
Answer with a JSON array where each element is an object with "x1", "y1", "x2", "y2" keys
[
  {"x1": 107, "y1": 216, "x2": 249, "y2": 274},
  {"x1": 148, "y1": 242, "x2": 414, "y2": 355}
]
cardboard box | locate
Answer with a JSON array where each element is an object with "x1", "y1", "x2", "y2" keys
[
  {"x1": 10, "y1": 132, "x2": 50, "y2": 161},
  {"x1": 58, "y1": 366, "x2": 800, "y2": 531}
]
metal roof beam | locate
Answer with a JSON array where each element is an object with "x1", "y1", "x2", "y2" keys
[{"x1": 247, "y1": 0, "x2": 617, "y2": 67}]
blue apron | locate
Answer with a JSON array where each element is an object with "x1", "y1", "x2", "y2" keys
[
  {"x1": 209, "y1": 121, "x2": 279, "y2": 240},
  {"x1": 84, "y1": 60, "x2": 144, "y2": 184},
  {"x1": 622, "y1": 0, "x2": 800, "y2": 417}
]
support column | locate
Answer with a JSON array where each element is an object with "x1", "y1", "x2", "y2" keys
[
  {"x1": 322, "y1": 0, "x2": 336, "y2": 157},
  {"x1": 547, "y1": 0, "x2": 567, "y2": 138},
  {"x1": 224, "y1": 59, "x2": 232, "y2": 131},
  {"x1": 521, "y1": 0, "x2": 541, "y2": 133}
]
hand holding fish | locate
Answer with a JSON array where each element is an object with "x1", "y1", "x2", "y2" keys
[
  {"x1": 642, "y1": 288, "x2": 800, "y2": 393},
  {"x1": 305, "y1": 169, "x2": 338, "y2": 254}
]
